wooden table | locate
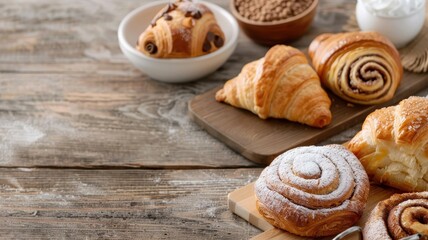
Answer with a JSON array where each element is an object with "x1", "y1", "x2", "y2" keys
[{"x1": 1, "y1": 0, "x2": 427, "y2": 239}]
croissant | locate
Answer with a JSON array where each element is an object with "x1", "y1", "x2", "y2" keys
[
  {"x1": 136, "y1": 0, "x2": 225, "y2": 58},
  {"x1": 309, "y1": 32, "x2": 403, "y2": 105},
  {"x1": 255, "y1": 145, "x2": 369, "y2": 237},
  {"x1": 215, "y1": 45, "x2": 332, "y2": 128},
  {"x1": 347, "y1": 96, "x2": 428, "y2": 192},
  {"x1": 364, "y1": 192, "x2": 428, "y2": 240}
]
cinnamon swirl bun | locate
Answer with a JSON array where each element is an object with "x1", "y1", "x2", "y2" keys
[
  {"x1": 364, "y1": 192, "x2": 428, "y2": 240},
  {"x1": 309, "y1": 32, "x2": 403, "y2": 105},
  {"x1": 255, "y1": 145, "x2": 370, "y2": 237}
]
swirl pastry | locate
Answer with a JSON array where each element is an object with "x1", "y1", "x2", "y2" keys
[
  {"x1": 309, "y1": 32, "x2": 403, "y2": 105},
  {"x1": 364, "y1": 192, "x2": 428, "y2": 240},
  {"x1": 255, "y1": 145, "x2": 369, "y2": 237},
  {"x1": 348, "y1": 96, "x2": 428, "y2": 192},
  {"x1": 136, "y1": 0, "x2": 225, "y2": 58},
  {"x1": 216, "y1": 45, "x2": 332, "y2": 128}
]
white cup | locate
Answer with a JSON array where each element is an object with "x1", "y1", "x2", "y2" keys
[{"x1": 356, "y1": 0, "x2": 426, "y2": 48}]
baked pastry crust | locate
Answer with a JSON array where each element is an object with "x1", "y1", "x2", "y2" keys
[
  {"x1": 309, "y1": 32, "x2": 403, "y2": 105},
  {"x1": 348, "y1": 96, "x2": 428, "y2": 192},
  {"x1": 216, "y1": 45, "x2": 332, "y2": 128},
  {"x1": 364, "y1": 192, "x2": 428, "y2": 240},
  {"x1": 255, "y1": 145, "x2": 369, "y2": 237},
  {"x1": 137, "y1": 0, "x2": 225, "y2": 58}
]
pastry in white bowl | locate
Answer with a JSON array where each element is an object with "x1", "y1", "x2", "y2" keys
[{"x1": 136, "y1": 0, "x2": 225, "y2": 58}]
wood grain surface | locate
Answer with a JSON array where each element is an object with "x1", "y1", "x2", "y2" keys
[
  {"x1": 0, "y1": 168, "x2": 261, "y2": 239},
  {"x1": 228, "y1": 182, "x2": 399, "y2": 240},
  {"x1": 0, "y1": 0, "x2": 427, "y2": 239}
]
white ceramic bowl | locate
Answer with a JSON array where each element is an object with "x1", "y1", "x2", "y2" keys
[
  {"x1": 118, "y1": 1, "x2": 239, "y2": 83},
  {"x1": 356, "y1": 0, "x2": 426, "y2": 48}
]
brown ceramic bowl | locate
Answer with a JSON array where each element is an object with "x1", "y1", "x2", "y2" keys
[{"x1": 230, "y1": 0, "x2": 319, "y2": 45}]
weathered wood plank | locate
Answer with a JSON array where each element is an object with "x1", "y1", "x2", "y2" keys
[
  {"x1": 0, "y1": 72, "x2": 257, "y2": 168},
  {"x1": 0, "y1": 168, "x2": 262, "y2": 239},
  {"x1": 0, "y1": 81, "x2": 425, "y2": 169}
]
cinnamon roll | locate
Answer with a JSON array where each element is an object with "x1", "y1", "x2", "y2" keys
[
  {"x1": 364, "y1": 192, "x2": 428, "y2": 240},
  {"x1": 309, "y1": 32, "x2": 403, "y2": 105},
  {"x1": 136, "y1": 0, "x2": 225, "y2": 58},
  {"x1": 255, "y1": 145, "x2": 370, "y2": 237}
]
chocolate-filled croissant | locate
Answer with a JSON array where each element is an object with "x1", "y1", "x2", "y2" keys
[
  {"x1": 136, "y1": 0, "x2": 225, "y2": 58},
  {"x1": 309, "y1": 32, "x2": 403, "y2": 105}
]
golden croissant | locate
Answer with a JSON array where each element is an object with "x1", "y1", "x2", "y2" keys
[
  {"x1": 348, "y1": 96, "x2": 428, "y2": 192},
  {"x1": 136, "y1": 0, "x2": 225, "y2": 58},
  {"x1": 309, "y1": 32, "x2": 403, "y2": 105},
  {"x1": 215, "y1": 45, "x2": 332, "y2": 128}
]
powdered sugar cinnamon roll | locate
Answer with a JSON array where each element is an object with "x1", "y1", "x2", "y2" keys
[
  {"x1": 364, "y1": 192, "x2": 428, "y2": 240},
  {"x1": 309, "y1": 32, "x2": 403, "y2": 105},
  {"x1": 255, "y1": 145, "x2": 369, "y2": 237}
]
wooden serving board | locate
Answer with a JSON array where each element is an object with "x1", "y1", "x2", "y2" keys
[
  {"x1": 228, "y1": 182, "x2": 398, "y2": 240},
  {"x1": 188, "y1": 72, "x2": 428, "y2": 165}
]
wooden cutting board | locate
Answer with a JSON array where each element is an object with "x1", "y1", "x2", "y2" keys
[
  {"x1": 188, "y1": 71, "x2": 428, "y2": 165},
  {"x1": 228, "y1": 182, "x2": 398, "y2": 240}
]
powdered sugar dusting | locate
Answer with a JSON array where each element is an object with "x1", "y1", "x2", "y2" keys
[
  {"x1": 177, "y1": 27, "x2": 192, "y2": 42},
  {"x1": 0, "y1": 116, "x2": 75, "y2": 163},
  {"x1": 293, "y1": 158, "x2": 321, "y2": 179},
  {"x1": 177, "y1": 1, "x2": 210, "y2": 16},
  {"x1": 0, "y1": 120, "x2": 45, "y2": 162},
  {"x1": 399, "y1": 97, "x2": 428, "y2": 134},
  {"x1": 255, "y1": 145, "x2": 370, "y2": 235}
]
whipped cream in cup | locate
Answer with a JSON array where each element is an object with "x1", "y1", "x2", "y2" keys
[
  {"x1": 356, "y1": 0, "x2": 426, "y2": 48},
  {"x1": 360, "y1": 0, "x2": 425, "y2": 17}
]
